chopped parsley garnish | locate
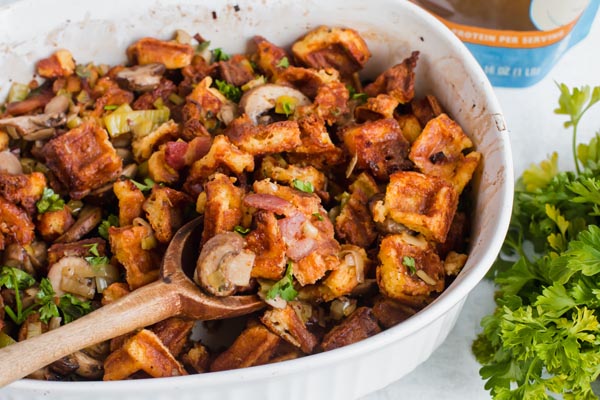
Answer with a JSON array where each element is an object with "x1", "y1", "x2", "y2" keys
[
  {"x1": 292, "y1": 179, "x2": 314, "y2": 193},
  {"x1": 98, "y1": 214, "x2": 119, "y2": 239},
  {"x1": 234, "y1": 225, "x2": 250, "y2": 235},
  {"x1": 212, "y1": 48, "x2": 230, "y2": 62},
  {"x1": 59, "y1": 294, "x2": 93, "y2": 324},
  {"x1": 266, "y1": 261, "x2": 298, "y2": 302},
  {"x1": 346, "y1": 84, "x2": 368, "y2": 103},
  {"x1": 215, "y1": 79, "x2": 242, "y2": 103},
  {"x1": 312, "y1": 212, "x2": 324, "y2": 221},
  {"x1": 84, "y1": 243, "x2": 109, "y2": 267},
  {"x1": 402, "y1": 256, "x2": 416, "y2": 275},
  {"x1": 103, "y1": 104, "x2": 118, "y2": 111},
  {"x1": 196, "y1": 40, "x2": 211, "y2": 53},
  {"x1": 36, "y1": 187, "x2": 65, "y2": 214},
  {"x1": 276, "y1": 56, "x2": 289, "y2": 68},
  {"x1": 75, "y1": 64, "x2": 92, "y2": 79},
  {"x1": 130, "y1": 177, "x2": 155, "y2": 192}
]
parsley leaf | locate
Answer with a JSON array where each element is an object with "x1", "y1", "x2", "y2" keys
[
  {"x1": 215, "y1": 79, "x2": 242, "y2": 103},
  {"x1": 98, "y1": 214, "x2": 119, "y2": 239},
  {"x1": 36, "y1": 187, "x2": 65, "y2": 214},
  {"x1": 312, "y1": 212, "x2": 324, "y2": 221},
  {"x1": 130, "y1": 177, "x2": 155, "y2": 193},
  {"x1": 59, "y1": 294, "x2": 93, "y2": 324},
  {"x1": 402, "y1": 256, "x2": 416, "y2": 274},
  {"x1": 36, "y1": 278, "x2": 59, "y2": 323},
  {"x1": 234, "y1": 225, "x2": 250, "y2": 235},
  {"x1": 266, "y1": 261, "x2": 298, "y2": 302},
  {"x1": 292, "y1": 179, "x2": 314, "y2": 193},
  {"x1": 276, "y1": 56, "x2": 289, "y2": 68},
  {"x1": 212, "y1": 48, "x2": 230, "y2": 62}
]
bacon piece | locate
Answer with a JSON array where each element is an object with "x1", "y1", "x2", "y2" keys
[
  {"x1": 133, "y1": 78, "x2": 178, "y2": 111},
  {"x1": 164, "y1": 136, "x2": 212, "y2": 171},
  {"x1": 243, "y1": 193, "x2": 296, "y2": 216},
  {"x1": 5, "y1": 86, "x2": 54, "y2": 116},
  {"x1": 218, "y1": 54, "x2": 255, "y2": 86},
  {"x1": 321, "y1": 307, "x2": 381, "y2": 351}
]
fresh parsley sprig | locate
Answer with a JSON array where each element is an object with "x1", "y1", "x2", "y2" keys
[{"x1": 266, "y1": 261, "x2": 298, "y2": 302}]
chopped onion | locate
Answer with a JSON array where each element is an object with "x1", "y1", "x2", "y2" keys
[
  {"x1": 48, "y1": 316, "x2": 62, "y2": 331},
  {"x1": 416, "y1": 270, "x2": 437, "y2": 286},
  {"x1": 25, "y1": 321, "x2": 43, "y2": 339},
  {"x1": 340, "y1": 247, "x2": 365, "y2": 283},
  {"x1": 302, "y1": 221, "x2": 319, "y2": 239},
  {"x1": 345, "y1": 152, "x2": 358, "y2": 178}
]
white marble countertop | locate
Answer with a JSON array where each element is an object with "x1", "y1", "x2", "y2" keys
[{"x1": 364, "y1": 12, "x2": 600, "y2": 400}]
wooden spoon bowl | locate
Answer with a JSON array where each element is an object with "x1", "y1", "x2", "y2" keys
[{"x1": 0, "y1": 217, "x2": 264, "y2": 387}]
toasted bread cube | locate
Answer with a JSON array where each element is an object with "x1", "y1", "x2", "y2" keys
[
  {"x1": 261, "y1": 304, "x2": 318, "y2": 354},
  {"x1": 186, "y1": 135, "x2": 254, "y2": 184},
  {"x1": 148, "y1": 147, "x2": 180, "y2": 185},
  {"x1": 313, "y1": 81, "x2": 349, "y2": 125},
  {"x1": 183, "y1": 76, "x2": 230, "y2": 134},
  {"x1": 113, "y1": 179, "x2": 145, "y2": 227},
  {"x1": 321, "y1": 245, "x2": 367, "y2": 301},
  {"x1": 395, "y1": 113, "x2": 422, "y2": 143},
  {"x1": 143, "y1": 186, "x2": 190, "y2": 243},
  {"x1": 101, "y1": 282, "x2": 130, "y2": 306},
  {"x1": 376, "y1": 233, "x2": 445, "y2": 306},
  {"x1": 201, "y1": 173, "x2": 243, "y2": 243},
  {"x1": 364, "y1": 51, "x2": 419, "y2": 104},
  {"x1": 42, "y1": 122, "x2": 122, "y2": 199},
  {"x1": 372, "y1": 296, "x2": 417, "y2": 328},
  {"x1": 378, "y1": 171, "x2": 458, "y2": 243},
  {"x1": 151, "y1": 318, "x2": 194, "y2": 358},
  {"x1": 252, "y1": 36, "x2": 290, "y2": 78},
  {"x1": 260, "y1": 155, "x2": 327, "y2": 199},
  {"x1": 127, "y1": 37, "x2": 193, "y2": 69},
  {"x1": 103, "y1": 329, "x2": 187, "y2": 380},
  {"x1": 0, "y1": 171, "x2": 46, "y2": 215},
  {"x1": 246, "y1": 211, "x2": 286, "y2": 280},
  {"x1": 292, "y1": 26, "x2": 371, "y2": 76},
  {"x1": 444, "y1": 251, "x2": 468, "y2": 277},
  {"x1": 335, "y1": 173, "x2": 379, "y2": 248},
  {"x1": 132, "y1": 120, "x2": 179, "y2": 163},
  {"x1": 181, "y1": 343, "x2": 211, "y2": 373},
  {"x1": 321, "y1": 307, "x2": 381, "y2": 351},
  {"x1": 226, "y1": 114, "x2": 302, "y2": 156},
  {"x1": 109, "y1": 225, "x2": 159, "y2": 290},
  {"x1": 410, "y1": 113, "x2": 480, "y2": 194},
  {"x1": 210, "y1": 324, "x2": 280, "y2": 372},
  {"x1": 342, "y1": 118, "x2": 411, "y2": 181},
  {"x1": 411, "y1": 94, "x2": 444, "y2": 126},
  {"x1": 0, "y1": 196, "x2": 34, "y2": 250},
  {"x1": 355, "y1": 94, "x2": 399, "y2": 122},
  {"x1": 36, "y1": 49, "x2": 75, "y2": 78},
  {"x1": 36, "y1": 205, "x2": 75, "y2": 242}
]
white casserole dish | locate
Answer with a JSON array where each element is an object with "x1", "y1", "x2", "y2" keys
[{"x1": 0, "y1": 0, "x2": 513, "y2": 398}]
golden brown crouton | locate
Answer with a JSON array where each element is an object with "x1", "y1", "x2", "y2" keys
[
  {"x1": 132, "y1": 120, "x2": 180, "y2": 163},
  {"x1": 143, "y1": 186, "x2": 190, "y2": 243},
  {"x1": 335, "y1": 172, "x2": 379, "y2": 248},
  {"x1": 186, "y1": 135, "x2": 255, "y2": 185},
  {"x1": 375, "y1": 171, "x2": 458, "y2": 243},
  {"x1": 342, "y1": 118, "x2": 411, "y2": 181},
  {"x1": 181, "y1": 343, "x2": 211, "y2": 374},
  {"x1": 395, "y1": 113, "x2": 422, "y2": 143},
  {"x1": 376, "y1": 233, "x2": 445, "y2": 307},
  {"x1": 252, "y1": 36, "x2": 291, "y2": 79},
  {"x1": 225, "y1": 114, "x2": 302, "y2": 156},
  {"x1": 372, "y1": 296, "x2": 417, "y2": 328},
  {"x1": 444, "y1": 251, "x2": 468, "y2": 277},
  {"x1": 355, "y1": 94, "x2": 400, "y2": 123},
  {"x1": 113, "y1": 179, "x2": 145, "y2": 227},
  {"x1": 210, "y1": 324, "x2": 280, "y2": 372},
  {"x1": 275, "y1": 66, "x2": 340, "y2": 98},
  {"x1": 90, "y1": 77, "x2": 135, "y2": 117},
  {"x1": 260, "y1": 155, "x2": 328, "y2": 200},
  {"x1": 409, "y1": 113, "x2": 481, "y2": 194},
  {"x1": 292, "y1": 26, "x2": 371, "y2": 76},
  {"x1": 261, "y1": 304, "x2": 318, "y2": 354},
  {"x1": 321, "y1": 307, "x2": 381, "y2": 351},
  {"x1": 36, "y1": 49, "x2": 75, "y2": 78},
  {"x1": 0, "y1": 171, "x2": 46, "y2": 215},
  {"x1": 147, "y1": 147, "x2": 180, "y2": 185},
  {"x1": 101, "y1": 282, "x2": 130, "y2": 306},
  {"x1": 0, "y1": 195, "x2": 34, "y2": 250},
  {"x1": 36, "y1": 205, "x2": 75, "y2": 242},
  {"x1": 151, "y1": 318, "x2": 195, "y2": 358},
  {"x1": 183, "y1": 76, "x2": 233, "y2": 134},
  {"x1": 103, "y1": 329, "x2": 187, "y2": 380},
  {"x1": 364, "y1": 51, "x2": 419, "y2": 104},
  {"x1": 201, "y1": 173, "x2": 243, "y2": 244},
  {"x1": 42, "y1": 122, "x2": 122, "y2": 200},
  {"x1": 313, "y1": 81, "x2": 349, "y2": 125},
  {"x1": 321, "y1": 245, "x2": 369, "y2": 301},
  {"x1": 127, "y1": 37, "x2": 193, "y2": 69},
  {"x1": 109, "y1": 225, "x2": 159, "y2": 290},
  {"x1": 245, "y1": 211, "x2": 286, "y2": 280}
]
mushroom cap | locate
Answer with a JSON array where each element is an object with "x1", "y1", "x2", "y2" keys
[{"x1": 239, "y1": 83, "x2": 311, "y2": 125}]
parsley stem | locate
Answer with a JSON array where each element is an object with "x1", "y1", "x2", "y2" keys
[{"x1": 573, "y1": 122, "x2": 581, "y2": 175}]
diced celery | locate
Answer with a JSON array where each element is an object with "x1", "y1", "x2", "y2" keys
[
  {"x1": 103, "y1": 108, "x2": 169, "y2": 137},
  {"x1": 0, "y1": 332, "x2": 16, "y2": 348},
  {"x1": 7, "y1": 83, "x2": 30, "y2": 103}
]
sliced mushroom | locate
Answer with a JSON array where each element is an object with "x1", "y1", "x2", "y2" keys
[
  {"x1": 55, "y1": 205, "x2": 102, "y2": 243},
  {"x1": 115, "y1": 63, "x2": 166, "y2": 92},
  {"x1": 239, "y1": 84, "x2": 311, "y2": 125},
  {"x1": 0, "y1": 150, "x2": 23, "y2": 174},
  {"x1": 44, "y1": 94, "x2": 70, "y2": 115},
  {"x1": 195, "y1": 232, "x2": 255, "y2": 297},
  {"x1": 0, "y1": 112, "x2": 66, "y2": 141},
  {"x1": 46, "y1": 256, "x2": 94, "y2": 297},
  {"x1": 71, "y1": 350, "x2": 104, "y2": 379}
]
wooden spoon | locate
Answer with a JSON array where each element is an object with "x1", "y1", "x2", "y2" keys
[{"x1": 0, "y1": 217, "x2": 264, "y2": 387}]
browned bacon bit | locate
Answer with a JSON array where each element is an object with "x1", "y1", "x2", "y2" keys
[{"x1": 243, "y1": 193, "x2": 298, "y2": 217}]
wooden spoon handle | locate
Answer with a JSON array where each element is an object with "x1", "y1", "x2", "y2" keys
[{"x1": 0, "y1": 280, "x2": 180, "y2": 387}]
